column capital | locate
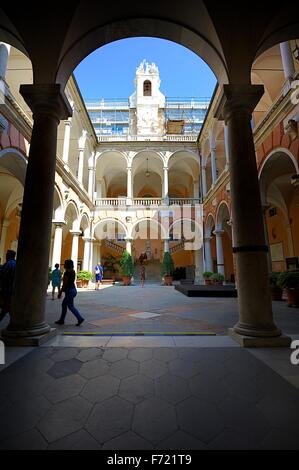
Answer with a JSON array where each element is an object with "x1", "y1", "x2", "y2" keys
[
  {"x1": 204, "y1": 236, "x2": 212, "y2": 242},
  {"x1": 70, "y1": 230, "x2": 82, "y2": 237},
  {"x1": 52, "y1": 220, "x2": 65, "y2": 228},
  {"x1": 214, "y1": 84, "x2": 264, "y2": 122},
  {"x1": 20, "y1": 84, "x2": 72, "y2": 121},
  {"x1": 213, "y1": 229, "x2": 224, "y2": 237},
  {"x1": 83, "y1": 237, "x2": 95, "y2": 243}
]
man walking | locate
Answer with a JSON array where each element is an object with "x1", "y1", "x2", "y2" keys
[{"x1": 0, "y1": 250, "x2": 16, "y2": 322}]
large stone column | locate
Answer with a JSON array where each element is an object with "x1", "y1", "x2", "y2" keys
[
  {"x1": 51, "y1": 221, "x2": 64, "y2": 269},
  {"x1": 2, "y1": 84, "x2": 72, "y2": 345},
  {"x1": 280, "y1": 42, "x2": 295, "y2": 80},
  {"x1": 215, "y1": 84, "x2": 290, "y2": 346},
  {"x1": 261, "y1": 204, "x2": 272, "y2": 272},
  {"x1": 214, "y1": 229, "x2": 225, "y2": 276},
  {"x1": 70, "y1": 230, "x2": 81, "y2": 272},
  {"x1": 0, "y1": 43, "x2": 11, "y2": 79},
  {"x1": 164, "y1": 238, "x2": 170, "y2": 253},
  {"x1": 193, "y1": 179, "x2": 200, "y2": 199},
  {"x1": 204, "y1": 236, "x2": 213, "y2": 272},
  {"x1": 0, "y1": 219, "x2": 9, "y2": 263}
]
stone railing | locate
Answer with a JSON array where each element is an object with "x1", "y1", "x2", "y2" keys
[
  {"x1": 170, "y1": 241, "x2": 185, "y2": 254},
  {"x1": 97, "y1": 134, "x2": 198, "y2": 143},
  {"x1": 95, "y1": 198, "x2": 127, "y2": 207},
  {"x1": 95, "y1": 197, "x2": 201, "y2": 208},
  {"x1": 104, "y1": 239, "x2": 125, "y2": 254}
]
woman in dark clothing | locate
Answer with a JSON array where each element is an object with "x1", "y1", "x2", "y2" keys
[{"x1": 55, "y1": 259, "x2": 84, "y2": 326}]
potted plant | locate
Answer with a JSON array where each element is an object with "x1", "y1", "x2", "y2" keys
[
  {"x1": 269, "y1": 272, "x2": 283, "y2": 301},
  {"x1": 211, "y1": 272, "x2": 225, "y2": 286},
  {"x1": 76, "y1": 270, "x2": 93, "y2": 288},
  {"x1": 119, "y1": 250, "x2": 134, "y2": 286},
  {"x1": 278, "y1": 271, "x2": 299, "y2": 307},
  {"x1": 203, "y1": 271, "x2": 213, "y2": 285},
  {"x1": 161, "y1": 252, "x2": 175, "y2": 286}
]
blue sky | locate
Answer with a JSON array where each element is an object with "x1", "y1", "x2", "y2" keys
[{"x1": 74, "y1": 37, "x2": 217, "y2": 100}]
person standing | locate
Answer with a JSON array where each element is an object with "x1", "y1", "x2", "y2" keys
[
  {"x1": 51, "y1": 263, "x2": 62, "y2": 300},
  {"x1": 140, "y1": 265, "x2": 146, "y2": 288},
  {"x1": 0, "y1": 250, "x2": 16, "y2": 322},
  {"x1": 94, "y1": 261, "x2": 103, "y2": 290},
  {"x1": 55, "y1": 259, "x2": 84, "y2": 326}
]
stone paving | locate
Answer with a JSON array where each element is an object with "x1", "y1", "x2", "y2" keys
[
  {"x1": 1, "y1": 346, "x2": 299, "y2": 450},
  {"x1": 1, "y1": 286, "x2": 299, "y2": 450}
]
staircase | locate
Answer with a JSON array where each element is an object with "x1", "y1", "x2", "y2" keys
[{"x1": 134, "y1": 259, "x2": 162, "y2": 284}]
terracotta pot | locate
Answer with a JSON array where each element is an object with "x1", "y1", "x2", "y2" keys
[
  {"x1": 164, "y1": 275, "x2": 173, "y2": 286},
  {"x1": 271, "y1": 286, "x2": 283, "y2": 301},
  {"x1": 76, "y1": 280, "x2": 83, "y2": 288},
  {"x1": 286, "y1": 289, "x2": 299, "y2": 307},
  {"x1": 122, "y1": 276, "x2": 131, "y2": 286},
  {"x1": 204, "y1": 279, "x2": 212, "y2": 285},
  {"x1": 82, "y1": 280, "x2": 89, "y2": 288}
]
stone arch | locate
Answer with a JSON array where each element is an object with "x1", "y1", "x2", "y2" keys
[
  {"x1": 169, "y1": 218, "x2": 203, "y2": 251},
  {"x1": 205, "y1": 213, "x2": 215, "y2": 237},
  {"x1": 93, "y1": 217, "x2": 128, "y2": 239},
  {"x1": 129, "y1": 217, "x2": 167, "y2": 241},
  {"x1": 215, "y1": 200, "x2": 231, "y2": 231},
  {"x1": 0, "y1": 148, "x2": 27, "y2": 184}
]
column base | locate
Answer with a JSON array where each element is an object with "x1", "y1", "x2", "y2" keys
[
  {"x1": 1, "y1": 328, "x2": 56, "y2": 347},
  {"x1": 228, "y1": 328, "x2": 292, "y2": 348}
]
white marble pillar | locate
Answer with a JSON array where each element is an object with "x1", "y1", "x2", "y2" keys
[
  {"x1": 164, "y1": 238, "x2": 170, "y2": 253},
  {"x1": 193, "y1": 179, "x2": 200, "y2": 199},
  {"x1": 62, "y1": 118, "x2": 72, "y2": 165},
  {"x1": 210, "y1": 147, "x2": 217, "y2": 184},
  {"x1": 52, "y1": 222, "x2": 64, "y2": 269},
  {"x1": 194, "y1": 248, "x2": 204, "y2": 285},
  {"x1": 70, "y1": 230, "x2": 81, "y2": 272},
  {"x1": 214, "y1": 229, "x2": 225, "y2": 276},
  {"x1": 77, "y1": 130, "x2": 87, "y2": 185},
  {"x1": 83, "y1": 237, "x2": 93, "y2": 272},
  {"x1": 88, "y1": 165, "x2": 95, "y2": 200},
  {"x1": 0, "y1": 43, "x2": 11, "y2": 79},
  {"x1": 224, "y1": 123, "x2": 230, "y2": 169},
  {"x1": 163, "y1": 167, "x2": 169, "y2": 198},
  {"x1": 125, "y1": 237, "x2": 132, "y2": 255},
  {"x1": 127, "y1": 166, "x2": 133, "y2": 200},
  {"x1": 201, "y1": 166, "x2": 207, "y2": 197},
  {"x1": 204, "y1": 236, "x2": 213, "y2": 272},
  {"x1": 280, "y1": 42, "x2": 295, "y2": 80},
  {"x1": 0, "y1": 219, "x2": 10, "y2": 263}
]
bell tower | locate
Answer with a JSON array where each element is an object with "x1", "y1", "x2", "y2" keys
[{"x1": 129, "y1": 60, "x2": 165, "y2": 137}]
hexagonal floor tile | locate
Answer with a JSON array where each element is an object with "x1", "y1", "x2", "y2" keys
[
  {"x1": 102, "y1": 431, "x2": 153, "y2": 450},
  {"x1": 103, "y1": 349, "x2": 128, "y2": 363},
  {"x1": 132, "y1": 397, "x2": 177, "y2": 444},
  {"x1": 80, "y1": 375, "x2": 120, "y2": 403},
  {"x1": 156, "y1": 374, "x2": 191, "y2": 404},
  {"x1": 86, "y1": 396, "x2": 133, "y2": 444},
  {"x1": 119, "y1": 374, "x2": 154, "y2": 404},
  {"x1": 43, "y1": 374, "x2": 86, "y2": 404},
  {"x1": 128, "y1": 349, "x2": 153, "y2": 362},
  {"x1": 47, "y1": 359, "x2": 82, "y2": 379},
  {"x1": 177, "y1": 397, "x2": 224, "y2": 444},
  {"x1": 76, "y1": 348, "x2": 104, "y2": 363},
  {"x1": 37, "y1": 396, "x2": 92, "y2": 443},
  {"x1": 79, "y1": 359, "x2": 109, "y2": 379},
  {"x1": 169, "y1": 359, "x2": 200, "y2": 379},
  {"x1": 110, "y1": 359, "x2": 139, "y2": 379},
  {"x1": 140, "y1": 359, "x2": 167, "y2": 379}
]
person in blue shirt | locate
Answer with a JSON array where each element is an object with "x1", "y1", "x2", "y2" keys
[
  {"x1": 51, "y1": 263, "x2": 62, "y2": 300},
  {"x1": 0, "y1": 250, "x2": 16, "y2": 322},
  {"x1": 94, "y1": 261, "x2": 103, "y2": 290},
  {"x1": 55, "y1": 259, "x2": 84, "y2": 326}
]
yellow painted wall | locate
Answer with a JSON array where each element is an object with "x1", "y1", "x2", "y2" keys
[{"x1": 266, "y1": 207, "x2": 289, "y2": 272}]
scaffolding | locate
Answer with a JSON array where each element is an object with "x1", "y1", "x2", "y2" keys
[{"x1": 85, "y1": 97, "x2": 210, "y2": 137}]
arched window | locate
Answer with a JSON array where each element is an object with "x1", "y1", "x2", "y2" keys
[{"x1": 143, "y1": 80, "x2": 152, "y2": 96}]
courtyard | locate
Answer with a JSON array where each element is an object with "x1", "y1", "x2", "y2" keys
[{"x1": 1, "y1": 287, "x2": 299, "y2": 450}]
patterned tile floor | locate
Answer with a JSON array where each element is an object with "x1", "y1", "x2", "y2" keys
[{"x1": 0, "y1": 286, "x2": 299, "y2": 450}]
